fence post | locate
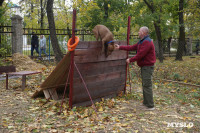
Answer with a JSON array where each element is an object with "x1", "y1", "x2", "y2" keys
[{"x1": 11, "y1": 15, "x2": 23, "y2": 54}]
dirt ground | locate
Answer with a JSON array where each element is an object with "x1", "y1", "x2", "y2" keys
[{"x1": 0, "y1": 78, "x2": 199, "y2": 133}]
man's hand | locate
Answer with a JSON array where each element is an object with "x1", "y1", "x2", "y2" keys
[
  {"x1": 114, "y1": 44, "x2": 119, "y2": 50},
  {"x1": 126, "y1": 58, "x2": 130, "y2": 64}
]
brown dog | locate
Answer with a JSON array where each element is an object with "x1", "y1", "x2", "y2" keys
[{"x1": 92, "y1": 25, "x2": 115, "y2": 57}]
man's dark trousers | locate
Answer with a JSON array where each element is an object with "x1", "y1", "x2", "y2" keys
[
  {"x1": 141, "y1": 66, "x2": 154, "y2": 108},
  {"x1": 31, "y1": 45, "x2": 39, "y2": 56}
]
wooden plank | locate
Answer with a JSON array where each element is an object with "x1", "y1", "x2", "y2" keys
[
  {"x1": 43, "y1": 89, "x2": 59, "y2": 100},
  {"x1": 72, "y1": 84, "x2": 124, "y2": 104},
  {"x1": 22, "y1": 75, "x2": 26, "y2": 90},
  {"x1": 6, "y1": 71, "x2": 41, "y2": 76},
  {"x1": 74, "y1": 48, "x2": 127, "y2": 56},
  {"x1": 73, "y1": 71, "x2": 126, "y2": 85},
  {"x1": 74, "y1": 50, "x2": 127, "y2": 63},
  {"x1": 73, "y1": 75, "x2": 126, "y2": 95},
  {"x1": 76, "y1": 41, "x2": 102, "y2": 49},
  {"x1": 43, "y1": 90, "x2": 51, "y2": 99},
  {"x1": 75, "y1": 48, "x2": 102, "y2": 56},
  {"x1": 73, "y1": 65, "x2": 126, "y2": 78},
  {"x1": 75, "y1": 59, "x2": 126, "y2": 70},
  {"x1": 40, "y1": 52, "x2": 71, "y2": 90},
  {"x1": 74, "y1": 78, "x2": 125, "y2": 97},
  {"x1": 76, "y1": 41, "x2": 127, "y2": 49},
  {"x1": 48, "y1": 89, "x2": 59, "y2": 100},
  {"x1": 73, "y1": 86, "x2": 123, "y2": 104}
]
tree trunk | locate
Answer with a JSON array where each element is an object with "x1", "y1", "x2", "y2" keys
[
  {"x1": 40, "y1": 0, "x2": 44, "y2": 29},
  {"x1": 154, "y1": 22, "x2": 164, "y2": 62},
  {"x1": 144, "y1": 0, "x2": 164, "y2": 62},
  {"x1": 0, "y1": 0, "x2": 5, "y2": 49},
  {"x1": 167, "y1": 37, "x2": 172, "y2": 57},
  {"x1": 46, "y1": 0, "x2": 63, "y2": 63},
  {"x1": 40, "y1": 0, "x2": 47, "y2": 29},
  {"x1": 176, "y1": 0, "x2": 186, "y2": 61},
  {"x1": 0, "y1": 0, "x2": 4, "y2": 6},
  {"x1": 103, "y1": 0, "x2": 109, "y2": 21}
]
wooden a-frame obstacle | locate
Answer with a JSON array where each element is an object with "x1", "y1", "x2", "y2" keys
[{"x1": 32, "y1": 10, "x2": 131, "y2": 108}]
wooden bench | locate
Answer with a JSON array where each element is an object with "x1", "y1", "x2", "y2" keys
[{"x1": 6, "y1": 71, "x2": 42, "y2": 90}]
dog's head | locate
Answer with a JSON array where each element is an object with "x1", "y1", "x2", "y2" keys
[{"x1": 106, "y1": 42, "x2": 115, "y2": 57}]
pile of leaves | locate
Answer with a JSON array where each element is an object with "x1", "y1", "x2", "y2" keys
[{"x1": 12, "y1": 53, "x2": 47, "y2": 71}]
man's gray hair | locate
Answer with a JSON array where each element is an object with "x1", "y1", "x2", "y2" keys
[{"x1": 141, "y1": 26, "x2": 149, "y2": 35}]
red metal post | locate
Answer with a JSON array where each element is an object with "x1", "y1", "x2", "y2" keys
[
  {"x1": 127, "y1": 16, "x2": 131, "y2": 46},
  {"x1": 124, "y1": 16, "x2": 131, "y2": 93},
  {"x1": 69, "y1": 9, "x2": 76, "y2": 108}
]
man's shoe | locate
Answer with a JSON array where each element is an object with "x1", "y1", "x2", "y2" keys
[
  {"x1": 139, "y1": 104, "x2": 146, "y2": 108},
  {"x1": 144, "y1": 107, "x2": 155, "y2": 111}
]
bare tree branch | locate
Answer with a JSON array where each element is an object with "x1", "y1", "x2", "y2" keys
[{"x1": 143, "y1": 0, "x2": 154, "y2": 13}]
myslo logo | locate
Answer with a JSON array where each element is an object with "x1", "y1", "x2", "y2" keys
[{"x1": 167, "y1": 122, "x2": 194, "y2": 128}]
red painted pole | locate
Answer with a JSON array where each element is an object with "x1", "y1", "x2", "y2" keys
[
  {"x1": 127, "y1": 16, "x2": 131, "y2": 46},
  {"x1": 69, "y1": 9, "x2": 76, "y2": 108},
  {"x1": 124, "y1": 16, "x2": 131, "y2": 93}
]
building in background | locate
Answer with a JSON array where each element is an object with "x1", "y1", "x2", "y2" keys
[{"x1": 7, "y1": 0, "x2": 22, "y2": 16}]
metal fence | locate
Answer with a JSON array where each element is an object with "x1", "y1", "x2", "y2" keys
[
  {"x1": 22, "y1": 28, "x2": 102, "y2": 58},
  {"x1": 20, "y1": 27, "x2": 139, "y2": 58},
  {"x1": 0, "y1": 25, "x2": 13, "y2": 58}
]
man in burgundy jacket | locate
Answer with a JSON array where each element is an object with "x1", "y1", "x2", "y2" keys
[{"x1": 115, "y1": 26, "x2": 156, "y2": 110}]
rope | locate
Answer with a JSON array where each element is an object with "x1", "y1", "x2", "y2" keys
[
  {"x1": 74, "y1": 61, "x2": 98, "y2": 115},
  {"x1": 130, "y1": 64, "x2": 140, "y2": 79},
  {"x1": 128, "y1": 65, "x2": 132, "y2": 93},
  {"x1": 59, "y1": 63, "x2": 72, "y2": 114},
  {"x1": 126, "y1": 63, "x2": 141, "y2": 94}
]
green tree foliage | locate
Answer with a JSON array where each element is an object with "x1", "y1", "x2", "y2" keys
[
  {"x1": 78, "y1": 1, "x2": 103, "y2": 29},
  {"x1": 6, "y1": 0, "x2": 198, "y2": 39},
  {"x1": 0, "y1": 1, "x2": 11, "y2": 24},
  {"x1": 22, "y1": 0, "x2": 47, "y2": 29},
  {"x1": 21, "y1": 0, "x2": 42, "y2": 28},
  {"x1": 185, "y1": 0, "x2": 200, "y2": 38},
  {"x1": 2, "y1": 0, "x2": 199, "y2": 61},
  {"x1": 21, "y1": 0, "x2": 72, "y2": 29},
  {"x1": 55, "y1": 0, "x2": 72, "y2": 29}
]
